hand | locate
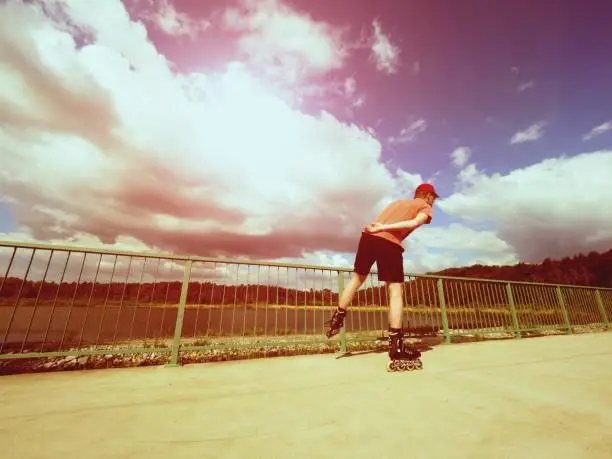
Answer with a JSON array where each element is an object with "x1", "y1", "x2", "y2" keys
[{"x1": 364, "y1": 222, "x2": 385, "y2": 233}]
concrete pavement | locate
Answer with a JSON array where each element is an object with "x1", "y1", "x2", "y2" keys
[{"x1": 1, "y1": 332, "x2": 611, "y2": 459}]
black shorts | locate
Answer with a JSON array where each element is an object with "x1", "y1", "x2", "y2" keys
[{"x1": 353, "y1": 233, "x2": 404, "y2": 283}]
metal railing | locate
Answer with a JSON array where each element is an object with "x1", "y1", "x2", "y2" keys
[{"x1": 0, "y1": 240, "x2": 610, "y2": 367}]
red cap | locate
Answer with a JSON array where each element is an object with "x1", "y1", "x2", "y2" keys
[{"x1": 415, "y1": 183, "x2": 439, "y2": 197}]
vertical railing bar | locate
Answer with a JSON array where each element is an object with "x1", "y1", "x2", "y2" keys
[
  {"x1": 158, "y1": 260, "x2": 174, "y2": 341},
  {"x1": 41, "y1": 251, "x2": 72, "y2": 352},
  {"x1": 242, "y1": 265, "x2": 249, "y2": 337},
  {"x1": 473, "y1": 281, "x2": 487, "y2": 332},
  {"x1": 555, "y1": 286, "x2": 573, "y2": 334},
  {"x1": 204, "y1": 263, "x2": 217, "y2": 338},
  {"x1": 167, "y1": 259, "x2": 192, "y2": 366},
  {"x1": 123, "y1": 258, "x2": 148, "y2": 345},
  {"x1": 546, "y1": 286, "x2": 558, "y2": 328},
  {"x1": 456, "y1": 280, "x2": 467, "y2": 334},
  {"x1": 337, "y1": 270, "x2": 346, "y2": 354},
  {"x1": 192, "y1": 265, "x2": 205, "y2": 339},
  {"x1": 294, "y1": 268, "x2": 298, "y2": 336},
  {"x1": 505, "y1": 283, "x2": 521, "y2": 339},
  {"x1": 487, "y1": 282, "x2": 498, "y2": 328},
  {"x1": 21, "y1": 250, "x2": 54, "y2": 352},
  {"x1": 364, "y1": 273, "x2": 374, "y2": 335},
  {"x1": 303, "y1": 269, "x2": 309, "y2": 336},
  {"x1": 513, "y1": 285, "x2": 525, "y2": 330},
  {"x1": 416, "y1": 278, "x2": 427, "y2": 334},
  {"x1": 111, "y1": 256, "x2": 133, "y2": 345},
  {"x1": 143, "y1": 257, "x2": 162, "y2": 342},
  {"x1": 450, "y1": 281, "x2": 461, "y2": 334},
  {"x1": 217, "y1": 265, "x2": 229, "y2": 337},
  {"x1": 0, "y1": 247, "x2": 17, "y2": 298},
  {"x1": 484, "y1": 281, "x2": 497, "y2": 331},
  {"x1": 283, "y1": 267, "x2": 289, "y2": 336},
  {"x1": 470, "y1": 282, "x2": 482, "y2": 333},
  {"x1": 59, "y1": 252, "x2": 87, "y2": 350},
  {"x1": 573, "y1": 287, "x2": 584, "y2": 326},
  {"x1": 519, "y1": 285, "x2": 529, "y2": 330},
  {"x1": 466, "y1": 282, "x2": 479, "y2": 333},
  {"x1": 93, "y1": 254, "x2": 117, "y2": 348},
  {"x1": 324, "y1": 270, "x2": 331, "y2": 335},
  {"x1": 253, "y1": 265, "x2": 261, "y2": 337},
  {"x1": 537, "y1": 285, "x2": 551, "y2": 328},
  {"x1": 127, "y1": 257, "x2": 148, "y2": 343},
  {"x1": 76, "y1": 253, "x2": 102, "y2": 349},
  {"x1": 351, "y1": 277, "x2": 359, "y2": 335},
  {"x1": 377, "y1": 276, "x2": 385, "y2": 336},
  {"x1": 445, "y1": 280, "x2": 455, "y2": 332},
  {"x1": 265, "y1": 265, "x2": 271, "y2": 337},
  {"x1": 552, "y1": 286, "x2": 565, "y2": 328},
  {"x1": 407, "y1": 276, "x2": 415, "y2": 331},
  {"x1": 594, "y1": 289, "x2": 610, "y2": 328},
  {"x1": 274, "y1": 266, "x2": 280, "y2": 336},
  {"x1": 533, "y1": 285, "x2": 546, "y2": 328},
  {"x1": 0, "y1": 248, "x2": 36, "y2": 353},
  {"x1": 530, "y1": 285, "x2": 541, "y2": 329},
  {"x1": 429, "y1": 279, "x2": 439, "y2": 335},
  {"x1": 544, "y1": 286, "x2": 558, "y2": 328},
  {"x1": 422, "y1": 278, "x2": 434, "y2": 335},
  {"x1": 437, "y1": 279, "x2": 451, "y2": 344},
  {"x1": 582, "y1": 287, "x2": 598, "y2": 324},
  {"x1": 497, "y1": 283, "x2": 511, "y2": 331},
  {"x1": 518, "y1": 285, "x2": 529, "y2": 330},
  {"x1": 577, "y1": 287, "x2": 589, "y2": 326},
  {"x1": 230, "y1": 264, "x2": 240, "y2": 337}
]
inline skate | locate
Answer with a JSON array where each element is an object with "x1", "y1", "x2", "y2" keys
[
  {"x1": 387, "y1": 329, "x2": 423, "y2": 372},
  {"x1": 325, "y1": 307, "x2": 347, "y2": 338}
]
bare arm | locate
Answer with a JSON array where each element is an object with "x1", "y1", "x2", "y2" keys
[{"x1": 378, "y1": 212, "x2": 429, "y2": 231}]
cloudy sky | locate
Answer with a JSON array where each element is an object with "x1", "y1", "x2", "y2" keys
[{"x1": 1, "y1": 0, "x2": 611, "y2": 274}]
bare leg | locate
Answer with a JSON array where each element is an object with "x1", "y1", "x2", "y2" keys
[
  {"x1": 387, "y1": 282, "x2": 404, "y2": 329},
  {"x1": 325, "y1": 272, "x2": 367, "y2": 338},
  {"x1": 338, "y1": 272, "x2": 368, "y2": 310}
]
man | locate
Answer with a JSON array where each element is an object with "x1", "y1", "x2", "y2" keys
[{"x1": 325, "y1": 183, "x2": 439, "y2": 371}]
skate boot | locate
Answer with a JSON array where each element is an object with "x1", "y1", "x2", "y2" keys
[
  {"x1": 387, "y1": 328, "x2": 423, "y2": 372},
  {"x1": 325, "y1": 307, "x2": 347, "y2": 338}
]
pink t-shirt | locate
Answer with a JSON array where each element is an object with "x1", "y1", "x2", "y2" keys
[{"x1": 367, "y1": 198, "x2": 433, "y2": 247}]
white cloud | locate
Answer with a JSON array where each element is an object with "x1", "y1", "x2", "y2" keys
[
  {"x1": 439, "y1": 150, "x2": 612, "y2": 262},
  {"x1": 138, "y1": 0, "x2": 210, "y2": 38},
  {"x1": 223, "y1": 0, "x2": 348, "y2": 84},
  {"x1": 388, "y1": 118, "x2": 427, "y2": 145},
  {"x1": 369, "y1": 19, "x2": 400, "y2": 75},
  {"x1": 517, "y1": 80, "x2": 535, "y2": 92},
  {"x1": 0, "y1": 0, "x2": 415, "y2": 264},
  {"x1": 583, "y1": 121, "x2": 612, "y2": 141},
  {"x1": 451, "y1": 146, "x2": 472, "y2": 168},
  {"x1": 402, "y1": 223, "x2": 518, "y2": 273},
  {"x1": 510, "y1": 121, "x2": 546, "y2": 144}
]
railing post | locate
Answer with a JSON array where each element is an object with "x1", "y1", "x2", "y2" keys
[
  {"x1": 337, "y1": 271, "x2": 347, "y2": 354},
  {"x1": 505, "y1": 283, "x2": 521, "y2": 339},
  {"x1": 556, "y1": 286, "x2": 573, "y2": 334},
  {"x1": 437, "y1": 279, "x2": 451, "y2": 344},
  {"x1": 594, "y1": 289, "x2": 610, "y2": 329},
  {"x1": 167, "y1": 259, "x2": 193, "y2": 367}
]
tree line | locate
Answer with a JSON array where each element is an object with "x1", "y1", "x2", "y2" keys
[
  {"x1": 1, "y1": 248, "x2": 609, "y2": 307},
  {"x1": 433, "y1": 249, "x2": 612, "y2": 288}
]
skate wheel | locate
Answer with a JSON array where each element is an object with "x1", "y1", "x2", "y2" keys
[
  {"x1": 414, "y1": 359, "x2": 423, "y2": 370},
  {"x1": 387, "y1": 360, "x2": 399, "y2": 372}
]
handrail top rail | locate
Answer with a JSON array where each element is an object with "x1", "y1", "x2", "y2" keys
[{"x1": 0, "y1": 239, "x2": 610, "y2": 291}]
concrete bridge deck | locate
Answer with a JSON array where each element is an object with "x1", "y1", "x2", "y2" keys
[{"x1": 1, "y1": 332, "x2": 611, "y2": 459}]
